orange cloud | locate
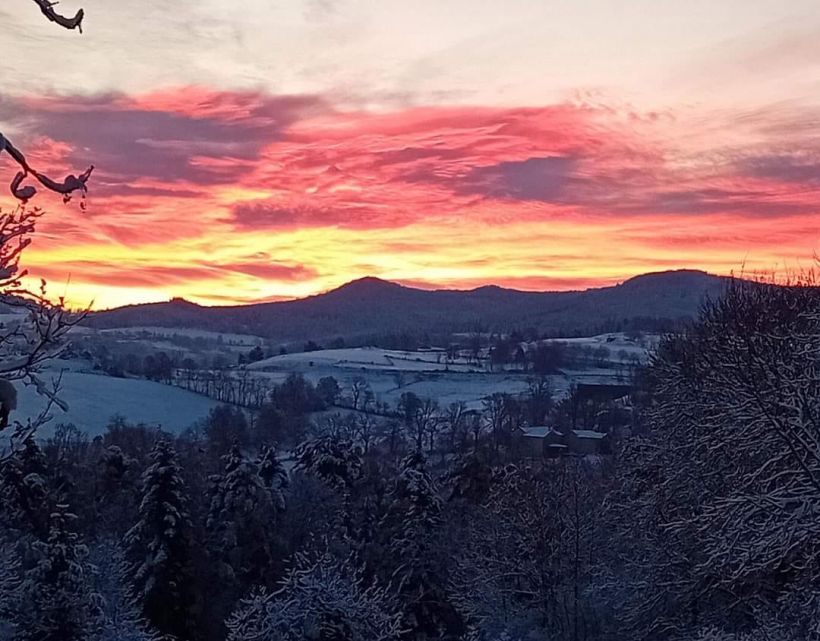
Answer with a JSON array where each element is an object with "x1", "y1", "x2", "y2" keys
[{"x1": 1, "y1": 87, "x2": 817, "y2": 309}]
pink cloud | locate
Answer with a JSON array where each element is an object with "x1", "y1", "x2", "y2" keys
[{"x1": 3, "y1": 87, "x2": 820, "y2": 306}]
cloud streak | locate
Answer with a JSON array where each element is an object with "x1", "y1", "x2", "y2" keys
[{"x1": 2, "y1": 87, "x2": 818, "y2": 308}]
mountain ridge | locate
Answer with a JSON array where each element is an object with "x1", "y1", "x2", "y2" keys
[{"x1": 83, "y1": 269, "x2": 733, "y2": 342}]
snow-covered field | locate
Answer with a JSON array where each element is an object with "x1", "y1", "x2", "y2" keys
[
  {"x1": 246, "y1": 338, "x2": 646, "y2": 409},
  {"x1": 247, "y1": 347, "x2": 528, "y2": 408},
  {"x1": 4, "y1": 332, "x2": 651, "y2": 441},
  {"x1": 542, "y1": 333, "x2": 658, "y2": 361},
  {"x1": 99, "y1": 326, "x2": 266, "y2": 347},
  {"x1": 16, "y1": 362, "x2": 220, "y2": 438},
  {"x1": 248, "y1": 347, "x2": 480, "y2": 374}
]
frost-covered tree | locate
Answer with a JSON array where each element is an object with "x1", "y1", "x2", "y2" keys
[
  {"x1": 95, "y1": 445, "x2": 140, "y2": 537},
  {"x1": 450, "y1": 462, "x2": 600, "y2": 641},
  {"x1": 0, "y1": 435, "x2": 51, "y2": 537},
  {"x1": 256, "y1": 444, "x2": 288, "y2": 507},
  {"x1": 14, "y1": 503, "x2": 100, "y2": 641},
  {"x1": 378, "y1": 451, "x2": 461, "y2": 638},
  {"x1": 87, "y1": 541, "x2": 162, "y2": 641},
  {"x1": 0, "y1": 1, "x2": 92, "y2": 447},
  {"x1": 607, "y1": 279, "x2": 820, "y2": 639},
  {"x1": 207, "y1": 444, "x2": 286, "y2": 587},
  {"x1": 445, "y1": 451, "x2": 493, "y2": 503},
  {"x1": 226, "y1": 553, "x2": 401, "y2": 641},
  {"x1": 294, "y1": 436, "x2": 362, "y2": 492},
  {"x1": 0, "y1": 544, "x2": 20, "y2": 639},
  {"x1": 125, "y1": 439, "x2": 198, "y2": 640}
]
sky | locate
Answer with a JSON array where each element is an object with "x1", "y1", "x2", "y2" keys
[{"x1": 2, "y1": 0, "x2": 820, "y2": 308}]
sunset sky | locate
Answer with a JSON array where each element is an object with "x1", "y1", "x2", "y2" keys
[{"x1": 2, "y1": 0, "x2": 820, "y2": 308}]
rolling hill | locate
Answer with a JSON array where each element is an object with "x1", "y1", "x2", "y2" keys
[{"x1": 83, "y1": 269, "x2": 731, "y2": 343}]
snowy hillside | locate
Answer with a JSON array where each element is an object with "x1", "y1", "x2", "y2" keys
[
  {"x1": 15, "y1": 361, "x2": 220, "y2": 437},
  {"x1": 248, "y1": 346, "x2": 479, "y2": 373}
]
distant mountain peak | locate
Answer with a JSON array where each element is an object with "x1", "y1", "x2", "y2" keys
[
  {"x1": 622, "y1": 269, "x2": 713, "y2": 282},
  {"x1": 326, "y1": 276, "x2": 406, "y2": 296},
  {"x1": 619, "y1": 269, "x2": 722, "y2": 288}
]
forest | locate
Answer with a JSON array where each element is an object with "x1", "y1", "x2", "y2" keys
[{"x1": 0, "y1": 279, "x2": 818, "y2": 641}]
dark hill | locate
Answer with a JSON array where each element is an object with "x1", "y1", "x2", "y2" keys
[{"x1": 84, "y1": 269, "x2": 731, "y2": 342}]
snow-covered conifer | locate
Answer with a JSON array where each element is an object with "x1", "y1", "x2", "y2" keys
[
  {"x1": 378, "y1": 452, "x2": 461, "y2": 638},
  {"x1": 14, "y1": 504, "x2": 99, "y2": 641},
  {"x1": 256, "y1": 444, "x2": 288, "y2": 511},
  {"x1": 0, "y1": 436, "x2": 51, "y2": 537},
  {"x1": 206, "y1": 443, "x2": 285, "y2": 587},
  {"x1": 125, "y1": 439, "x2": 198, "y2": 640},
  {"x1": 87, "y1": 540, "x2": 162, "y2": 641}
]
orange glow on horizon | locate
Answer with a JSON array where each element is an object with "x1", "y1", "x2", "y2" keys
[{"x1": 3, "y1": 88, "x2": 818, "y2": 310}]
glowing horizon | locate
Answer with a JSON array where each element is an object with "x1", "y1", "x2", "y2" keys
[{"x1": 2, "y1": 1, "x2": 820, "y2": 309}]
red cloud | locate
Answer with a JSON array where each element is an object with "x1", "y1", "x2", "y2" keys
[{"x1": 3, "y1": 88, "x2": 820, "y2": 307}]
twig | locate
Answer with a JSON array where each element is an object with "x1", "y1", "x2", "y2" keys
[
  {"x1": 30, "y1": 0, "x2": 84, "y2": 32},
  {"x1": 0, "y1": 134, "x2": 94, "y2": 203}
]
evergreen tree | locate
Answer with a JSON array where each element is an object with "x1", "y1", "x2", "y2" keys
[
  {"x1": 125, "y1": 439, "x2": 198, "y2": 640},
  {"x1": 0, "y1": 436, "x2": 51, "y2": 538},
  {"x1": 15, "y1": 504, "x2": 100, "y2": 641},
  {"x1": 95, "y1": 445, "x2": 140, "y2": 537},
  {"x1": 378, "y1": 452, "x2": 462, "y2": 638},
  {"x1": 294, "y1": 436, "x2": 362, "y2": 492},
  {"x1": 87, "y1": 541, "x2": 162, "y2": 641},
  {"x1": 206, "y1": 444, "x2": 286, "y2": 588},
  {"x1": 256, "y1": 444, "x2": 288, "y2": 506}
]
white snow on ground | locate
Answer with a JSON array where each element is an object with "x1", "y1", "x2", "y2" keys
[
  {"x1": 15, "y1": 362, "x2": 220, "y2": 438},
  {"x1": 245, "y1": 346, "x2": 611, "y2": 408},
  {"x1": 3, "y1": 332, "x2": 650, "y2": 441},
  {"x1": 100, "y1": 326, "x2": 266, "y2": 346},
  {"x1": 248, "y1": 347, "x2": 480, "y2": 373},
  {"x1": 542, "y1": 333, "x2": 658, "y2": 361}
]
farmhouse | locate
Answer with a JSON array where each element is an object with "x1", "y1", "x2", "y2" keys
[{"x1": 516, "y1": 426, "x2": 610, "y2": 458}]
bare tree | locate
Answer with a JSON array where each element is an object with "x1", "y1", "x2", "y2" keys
[
  {"x1": 353, "y1": 413, "x2": 376, "y2": 454},
  {"x1": 451, "y1": 461, "x2": 601, "y2": 640},
  {"x1": 349, "y1": 376, "x2": 369, "y2": 411},
  {"x1": 607, "y1": 279, "x2": 820, "y2": 639},
  {"x1": 0, "y1": 1, "x2": 93, "y2": 446},
  {"x1": 1, "y1": 2, "x2": 93, "y2": 204}
]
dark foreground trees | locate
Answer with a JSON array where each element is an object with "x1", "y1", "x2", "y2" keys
[
  {"x1": 126, "y1": 440, "x2": 199, "y2": 640},
  {"x1": 606, "y1": 279, "x2": 820, "y2": 640},
  {"x1": 3, "y1": 276, "x2": 820, "y2": 641}
]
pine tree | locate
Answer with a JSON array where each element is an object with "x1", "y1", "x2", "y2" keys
[
  {"x1": 15, "y1": 504, "x2": 100, "y2": 641},
  {"x1": 378, "y1": 452, "x2": 462, "y2": 638},
  {"x1": 256, "y1": 444, "x2": 288, "y2": 510},
  {"x1": 87, "y1": 541, "x2": 162, "y2": 641},
  {"x1": 0, "y1": 436, "x2": 51, "y2": 538},
  {"x1": 294, "y1": 436, "x2": 362, "y2": 492},
  {"x1": 125, "y1": 439, "x2": 198, "y2": 640},
  {"x1": 95, "y1": 445, "x2": 140, "y2": 537},
  {"x1": 206, "y1": 444, "x2": 285, "y2": 587}
]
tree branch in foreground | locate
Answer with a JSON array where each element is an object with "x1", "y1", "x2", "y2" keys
[
  {"x1": 0, "y1": 134, "x2": 94, "y2": 204},
  {"x1": 30, "y1": 0, "x2": 84, "y2": 32}
]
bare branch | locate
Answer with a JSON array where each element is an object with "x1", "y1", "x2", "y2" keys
[
  {"x1": 0, "y1": 133, "x2": 94, "y2": 203},
  {"x1": 30, "y1": 0, "x2": 85, "y2": 32}
]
